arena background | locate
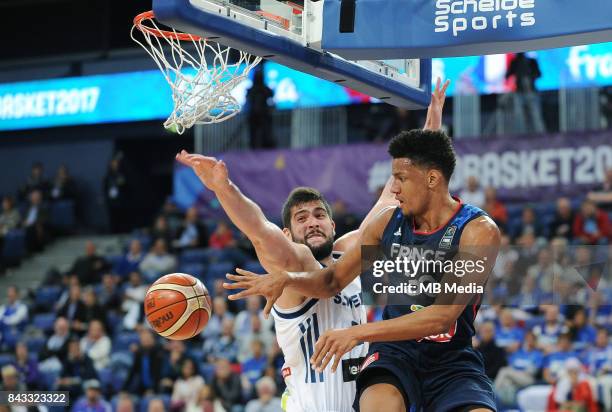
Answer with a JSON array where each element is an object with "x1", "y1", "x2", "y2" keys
[{"x1": 0, "y1": 1, "x2": 611, "y2": 411}]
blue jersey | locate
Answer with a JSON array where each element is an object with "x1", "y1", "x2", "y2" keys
[{"x1": 379, "y1": 200, "x2": 487, "y2": 352}]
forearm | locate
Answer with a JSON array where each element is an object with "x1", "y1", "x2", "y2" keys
[
  {"x1": 213, "y1": 181, "x2": 270, "y2": 243},
  {"x1": 285, "y1": 267, "x2": 340, "y2": 299},
  {"x1": 351, "y1": 306, "x2": 456, "y2": 343}
]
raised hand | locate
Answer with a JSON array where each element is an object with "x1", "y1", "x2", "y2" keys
[
  {"x1": 424, "y1": 77, "x2": 451, "y2": 131},
  {"x1": 223, "y1": 268, "x2": 289, "y2": 318},
  {"x1": 175, "y1": 149, "x2": 229, "y2": 192}
]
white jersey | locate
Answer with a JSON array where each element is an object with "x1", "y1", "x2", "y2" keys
[{"x1": 272, "y1": 272, "x2": 368, "y2": 412}]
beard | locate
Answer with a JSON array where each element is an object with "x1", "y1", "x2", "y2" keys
[
  {"x1": 293, "y1": 231, "x2": 335, "y2": 261},
  {"x1": 306, "y1": 237, "x2": 334, "y2": 261}
]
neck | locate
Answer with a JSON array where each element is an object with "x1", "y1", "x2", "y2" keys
[{"x1": 413, "y1": 193, "x2": 458, "y2": 232}]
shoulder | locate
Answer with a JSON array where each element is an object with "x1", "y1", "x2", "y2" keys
[{"x1": 460, "y1": 215, "x2": 501, "y2": 246}]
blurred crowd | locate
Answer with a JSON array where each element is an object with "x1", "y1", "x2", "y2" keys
[{"x1": 0, "y1": 166, "x2": 610, "y2": 412}]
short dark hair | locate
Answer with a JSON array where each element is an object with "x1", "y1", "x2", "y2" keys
[
  {"x1": 388, "y1": 129, "x2": 456, "y2": 181},
  {"x1": 281, "y1": 187, "x2": 333, "y2": 229}
]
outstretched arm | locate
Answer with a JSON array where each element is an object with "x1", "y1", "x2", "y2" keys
[
  {"x1": 334, "y1": 78, "x2": 450, "y2": 252},
  {"x1": 224, "y1": 207, "x2": 394, "y2": 315},
  {"x1": 176, "y1": 151, "x2": 313, "y2": 272}
]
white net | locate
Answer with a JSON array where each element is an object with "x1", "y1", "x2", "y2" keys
[{"x1": 131, "y1": 12, "x2": 262, "y2": 134}]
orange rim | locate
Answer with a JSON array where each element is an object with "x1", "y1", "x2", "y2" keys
[{"x1": 134, "y1": 10, "x2": 203, "y2": 41}]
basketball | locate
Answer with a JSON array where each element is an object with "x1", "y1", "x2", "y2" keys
[{"x1": 144, "y1": 273, "x2": 212, "y2": 340}]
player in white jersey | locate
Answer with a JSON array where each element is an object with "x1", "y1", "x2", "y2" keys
[{"x1": 178, "y1": 78, "x2": 448, "y2": 412}]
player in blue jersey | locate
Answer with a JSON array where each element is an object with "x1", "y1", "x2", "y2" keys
[{"x1": 225, "y1": 127, "x2": 501, "y2": 412}]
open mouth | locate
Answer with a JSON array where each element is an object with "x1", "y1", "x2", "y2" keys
[{"x1": 306, "y1": 232, "x2": 325, "y2": 241}]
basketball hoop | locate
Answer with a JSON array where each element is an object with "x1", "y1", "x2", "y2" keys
[{"x1": 131, "y1": 11, "x2": 261, "y2": 134}]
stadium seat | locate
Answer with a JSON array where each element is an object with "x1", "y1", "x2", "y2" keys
[
  {"x1": 178, "y1": 263, "x2": 206, "y2": 280},
  {"x1": 25, "y1": 336, "x2": 47, "y2": 354},
  {"x1": 0, "y1": 354, "x2": 15, "y2": 368},
  {"x1": 49, "y1": 200, "x2": 75, "y2": 232},
  {"x1": 200, "y1": 248, "x2": 225, "y2": 264},
  {"x1": 243, "y1": 260, "x2": 264, "y2": 274},
  {"x1": 35, "y1": 286, "x2": 62, "y2": 307},
  {"x1": 110, "y1": 351, "x2": 134, "y2": 370},
  {"x1": 2, "y1": 228, "x2": 26, "y2": 264},
  {"x1": 32, "y1": 313, "x2": 56, "y2": 333},
  {"x1": 199, "y1": 362, "x2": 216, "y2": 382},
  {"x1": 179, "y1": 248, "x2": 209, "y2": 264},
  {"x1": 113, "y1": 332, "x2": 140, "y2": 352},
  {"x1": 106, "y1": 312, "x2": 123, "y2": 337},
  {"x1": 206, "y1": 262, "x2": 235, "y2": 282}
]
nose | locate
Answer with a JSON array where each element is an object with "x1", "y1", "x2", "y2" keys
[{"x1": 390, "y1": 178, "x2": 401, "y2": 194}]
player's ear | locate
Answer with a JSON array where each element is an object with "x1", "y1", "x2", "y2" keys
[
  {"x1": 427, "y1": 170, "x2": 442, "y2": 188},
  {"x1": 282, "y1": 227, "x2": 293, "y2": 240}
]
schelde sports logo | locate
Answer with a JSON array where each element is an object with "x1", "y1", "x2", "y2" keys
[{"x1": 434, "y1": 0, "x2": 536, "y2": 37}]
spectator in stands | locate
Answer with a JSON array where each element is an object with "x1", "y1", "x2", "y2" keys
[
  {"x1": 234, "y1": 296, "x2": 273, "y2": 338},
  {"x1": 514, "y1": 231, "x2": 540, "y2": 277},
  {"x1": 533, "y1": 305, "x2": 567, "y2": 352},
  {"x1": 494, "y1": 331, "x2": 543, "y2": 405},
  {"x1": 474, "y1": 321, "x2": 506, "y2": 379},
  {"x1": 241, "y1": 339, "x2": 268, "y2": 396},
  {"x1": 237, "y1": 315, "x2": 275, "y2": 363},
  {"x1": 20, "y1": 162, "x2": 50, "y2": 201},
  {"x1": 505, "y1": 52, "x2": 546, "y2": 134},
  {"x1": 116, "y1": 394, "x2": 135, "y2": 412},
  {"x1": 139, "y1": 238, "x2": 177, "y2": 280},
  {"x1": 0, "y1": 196, "x2": 21, "y2": 236},
  {"x1": 23, "y1": 189, "x2": 49, "y2": 252},
  {"x1": 122, "y1": 271, "x2": 148, "y2": 330},
  {"x1": 588, "y1": 167, "x2": 612, "y2": 211},
  {"x1": 72, "y1": 379, "x2": 111, "y2": 412},
  {"x1": 549, "y1": 197, "x2": 575, "y2": 241},
  {"x1": 375, "y1": 107, "x2": 420, "y2": 142},
  {"x1": 98, "y1": 273, "x2": 122, "y2": 314},
  {"x1": 161, "y1": 198, "x2": 184, "y2": 237},
  {"x1": 57, "y1": 283, "x2": 87, "y2": 335},
  {"x1": 12, "y1": 341, "x2": 40, "y2": 390},
  {"x1": 203, "y1": 318, "x2": 239, "y2": 363},
  {"x1": 245, "y1": 376, "x2": 282, "y2": 412},
  {"x1": 50, "y1": 164, "x2": 77, "y2": 201},
  {"x1": 495, "y1": 309, "x2": 524, "y2": 353},
  {"x1": 193, "y1": 384, "x2": 225, "y2": 412},
  {"x1": 483, "y1": 187, "x2": 508, "y2": 230},
  {"x1": 584, "y1": 328, "x2": 612, "y2": 411},
  {"x1": 246, "y1": 66, "x2": 275, "y2": 149},
  {"x1": 568, "y1": 307, "x2": 597, "y2": 352},
  {"x1": 116, "y1": 239, "x2": 145, "y2": 278},
  {"x1": 151, "y1": 215, "x2": 174, "y2": 248},
  {"x1": 527, "y1": 248, "x2": 562, "y2": 295},
  {"x1": 547, "y1": 358, "x2": 598, "y2": 412},
  {"x1": 491, "y1": 234, "x2": 518, "y2": 286},
  {"x1": 69, "y1": 241, "x2": 109, "y2": 285},
  {"x1": 330, "y1": 200, "x2": 358, "y2": 238},
  {"x1": 212, "y1": 358, "x2": 242, "y2": 412},
  {"x1": 104, "y1": 156, "x2": 129, "y2": 234},
  {"x1": 39, "y1": 317, "x2": 71, "y2": 372},
  {"x1": 171, "y1": 358, "x2": 206, "y2": 411},
  {"x1": 459, "y1": 176, "x2": 485, "y2": 208},
  {"x1": 82, "y1": 287, "x2": 107, "y2": 332},
  {"x1": 57, "y1": 338, "x2": 98, "y2": 401},
  {"x1": 173, "y1": 206, "x2": 208, "y2": 250},
  {"x1": 0, "y1": 365, "x2": 24, "y2": 392},
  {"x1": 209, "y1": 221, "x2": 236, "y2": 250},
  {"x1": 213, "y1": 279, "x2": 240, "y2": 314},
  {"x1": 202, "y1": 297, "x2": 235, "y2": 340},
  {"x1": 513, "y1": 205, "x2": 545, "y2": 241},
  {"x1": 124, "y1": 329, "x2": 164, "y2": 396},
  {"x1": 148, "y1": 398, "x2": 167, "y2": 412},
  {"x1": 0, "y1": 286, "x2": 28, "y2": 349},
  {"x1": 80, "y1": 320, "x2": 111, "y2": 372},
  {"x1": 542, "y1": 333, "x2": 578, "y2": 384},
  {"x1": 573, "y1": 199, "x2": 611, "y2": 244},
  {"x1": 160, "y1": 340, "x2": 190, "y2": 393}
]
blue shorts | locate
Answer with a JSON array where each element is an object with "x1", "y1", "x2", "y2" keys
[{"x1": 354, "y1": 342, "x2": 497, "y2": 412}]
